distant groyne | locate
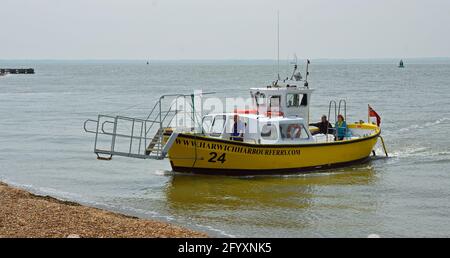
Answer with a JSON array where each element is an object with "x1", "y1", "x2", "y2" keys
[{"x1": 0, "y1": 68, "x2": 34, "y2": 74}]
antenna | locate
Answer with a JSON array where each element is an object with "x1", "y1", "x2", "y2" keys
[
  {"x1": 277, "y1": 10, "x2": 280, "y2": 80},
  {"x1": 304, "y1": 59, "x2": 310, "y2": 87},
  {"x1": 290, "y1": 54, "x2": 302, "y2": 81}
]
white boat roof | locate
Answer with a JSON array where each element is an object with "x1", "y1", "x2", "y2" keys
[
  {"x1": 258, "y1": 116, "x2": 305, "y2": 122},
  {"x1": 250, "y1": 80, "x2": 314, "y2": 92},
  {"x1": 206, "y1": 112, "x2": 305, "y2": 123}
]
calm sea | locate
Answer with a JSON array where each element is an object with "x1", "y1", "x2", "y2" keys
[{"x1": 1, "y1": 59, "x2": 450, "y2": 237}]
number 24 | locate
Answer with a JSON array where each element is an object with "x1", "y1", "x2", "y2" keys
[{"x1": 208, "y1": 152, "x2": 226, "y2": 163}]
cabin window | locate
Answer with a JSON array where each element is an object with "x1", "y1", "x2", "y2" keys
[
  {"x1": 279, "y1": 123, "x2": 310, "y2": 140},
  {"x1": 300, "y1": 94, "x2": 308, "y2": 106},
  {"x1": 225, "y1": 115, "x2": 248, "y2": 135},
  {"x1": 269, "y1": 96, "x2": 281, "y2": 109},
  {"x1": 260, "y1": 124, "x2": 278, "y2": 140},
  {"x1": 286, "y1": 94, "x2": 300, "y2": 107},
  {"x1": 299, "y1": 125, "x2": 309, "y2": 139},
  {"x1": 255, "y1": 92, "x2": 266, "y2": 105},
  {"x1": 210, "y1": 115, "x2": 226, "y2": 136},
  {"x1": 202, "y1": 116, "x2": 213, "y2": 134},
  {"x1": 286, "y1": 94, "x2": 308, "y2": 107}
]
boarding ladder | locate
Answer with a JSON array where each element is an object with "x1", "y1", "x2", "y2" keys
[
  {"x1": 326, "y1": 99, "x2": 347, "y2": 141},
  {"x1": 326, "y1": 100, "x2": 389, "y2": 156},
  {"x1": 83, "y1": 93, "x2": 208, "y2": 160}
]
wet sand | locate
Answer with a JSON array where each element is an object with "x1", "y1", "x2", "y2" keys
[{"x1": 0, "y1": 182, "x2": 208, "y2": 238}]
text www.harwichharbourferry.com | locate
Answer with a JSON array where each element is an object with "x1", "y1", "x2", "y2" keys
[{"x1": 176, "y1": 138, "x2": 301, "y2": 156}]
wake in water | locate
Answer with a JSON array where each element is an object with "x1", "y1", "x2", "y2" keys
[
  {"x1": 397, "y1": 117, "x2": 450, "y2": 133},
  {"x1": 154, "y1": 170, "x2": 175, "y2": 176},
  {"x1": 386, "y1": 146, "x2": 429, "y2": 158},
  {"x1": 385, "y1": 144, "x2": 450, "y2": 166},
  {"x1": 374, "y1": 116, "x2": 450, "y2": 165}
]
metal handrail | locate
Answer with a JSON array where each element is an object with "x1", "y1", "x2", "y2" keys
[
  {"x1": 83, "y1": 119, "x2": 98, "y2": 133},
  {"x1": 338, "y1": 99, "x2": 348, "y2": 138},
  {"x1": 101, "y1": 121, "x2": 114, "y2": 134},
  {"x1": 338, "y1": 99, "x2": 347, "y2": 121},
  {"x1": 84, "y1": 92, "x2": 216, "y2": 160},
  {"x1": 327, "y1": 100, "x2": 337, "y2": 142}
]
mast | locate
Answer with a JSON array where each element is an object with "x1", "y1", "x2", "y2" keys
[
  {"x1": 304, "y1": 59, "x2": 310, "y2": 87},
  {"x1": 277, "y1": 10, "x2": 280, "y2": 80}
]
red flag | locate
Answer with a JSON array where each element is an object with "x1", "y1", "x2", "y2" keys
[{"x1": 368, "y1": 105, "x2": 381, "y2": 126}]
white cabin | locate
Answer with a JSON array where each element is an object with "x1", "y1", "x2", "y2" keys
[
  {"x1": 201, "y1": 113, "x2": 315, "y2": 145},
  {"x1": 198, "y1": 62, "x2": 322, "y2": 144},
  {"x1": 250, "y1": 80, "x2": 313, "y2": 125}
]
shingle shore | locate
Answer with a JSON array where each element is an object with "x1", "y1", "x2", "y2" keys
[{"x1": 0, "y1": 182, "x2": 208, "y2": 238}]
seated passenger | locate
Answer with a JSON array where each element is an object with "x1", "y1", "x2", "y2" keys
[
  {"x1": 335, "y1": 114, "x2": 349, "y2": 141},
  {"x1": 287, "y1": 124, "x2": 301, "y2": 140},
  {"x1": 231, "y1": 115, "x2": 245, "y2": 141},
  {"x1": 309, "y1": 115, "x2": 333, "y2": 135}
]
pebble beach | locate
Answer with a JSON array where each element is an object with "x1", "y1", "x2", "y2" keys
[{"x1": 0, "y1": 182, "x2": 208, "y2": 238}]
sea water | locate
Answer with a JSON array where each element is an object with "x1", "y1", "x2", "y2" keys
[{"x1": 1, "y1": 59, "x2": 450, "y2": 237}]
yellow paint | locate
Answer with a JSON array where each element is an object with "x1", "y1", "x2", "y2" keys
[
  {"x1": 168, "y1": 123, "x2": 380, "y2": 173},
  {"x1": 308, "y1": 126, "x2": 319, "y2": 134}
]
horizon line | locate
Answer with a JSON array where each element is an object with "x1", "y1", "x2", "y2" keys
[{"x1": 1, "y1": 56, "x2": 450, "y2": 61}]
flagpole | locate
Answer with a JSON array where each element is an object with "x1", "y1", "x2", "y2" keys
[{"x1": 368, "y1": 104, "x2": 370, "y2": 124}]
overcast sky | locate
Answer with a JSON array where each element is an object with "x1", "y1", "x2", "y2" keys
[{"x1": 1, "y1": 0, "x2": 450, "y2": 59}]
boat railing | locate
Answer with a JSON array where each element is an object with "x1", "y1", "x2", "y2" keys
[
  {"x1": 83, "y1": 92, "x2": 214, "y2": 160},
  {"x1": 326, "y1": 99, "x2": 348, "y2": 142},
  {"x1": 84, "y1": 114, "x2": 157, "y2": 159},
  {"x1": 338, "y1": 99, "x2": 347, "y2": 121},
  {"x1": 327, "y1": 100, "x2": 337, "y2": 142}
]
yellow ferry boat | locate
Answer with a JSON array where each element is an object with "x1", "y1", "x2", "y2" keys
[
  {"x1": 84, "y1": 61, "x2": 387, "y2": 175},
  {"x1": 167, "y1": 122, "x2": 380, "y2": 175}
]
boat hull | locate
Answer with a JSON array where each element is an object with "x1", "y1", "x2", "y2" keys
[{"x1": 168, "y1": 130, "x2": 380, "y2": 175}]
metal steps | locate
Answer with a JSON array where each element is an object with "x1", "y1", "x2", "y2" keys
[
  {"x1": 84, "y1": 93, "x2": 212, "y2": 160},
  {"x1": 145, "y1": 128, "x2": 164, "y2": 155},
  {"x1": 84, "y1": 115, "x2": 165, "y2": 160}
]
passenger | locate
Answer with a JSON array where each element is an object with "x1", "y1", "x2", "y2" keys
[
  {"x1": 335, "y1": 114, "x2": 348, "y2": 141},
  {"x1": 309, "y1": 115, "x2": 333, "y2": 135},
  {"x1": 231, "y1": 115, "x2": 245, "y2": 141}
]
